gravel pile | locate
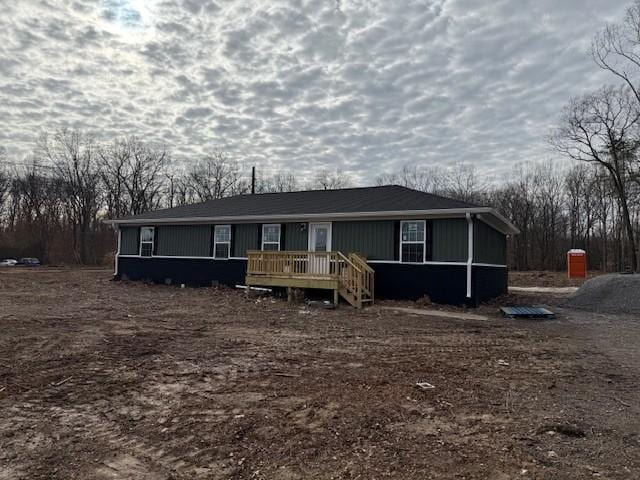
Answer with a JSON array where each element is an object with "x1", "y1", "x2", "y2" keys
[{"x1": 563, "y1": 274, "x2": 640, "y2": 314}]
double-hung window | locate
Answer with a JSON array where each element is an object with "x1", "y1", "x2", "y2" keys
[
  {"x1": 400, "y1": 220, "x2": 425, "y2": 263},
  {"x1": 140, "y1": 227, "x2": 154, "y2": 257},
  {"x1": 261, "y1": 224, "x2": 281, "y2": 251},
  {"x1": 214, "y1": 225, "x2": 231, "y2": 259}
]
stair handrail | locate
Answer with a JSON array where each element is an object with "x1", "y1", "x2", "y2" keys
[
  {"x1": 347, "y1": 253, "x2": 374, "y2": 300},
  {"x1": 349, "y1": 253, "x2": 375, "y2": 273},
  {"x1": 336, "y1": 251, "x2": 362, "y2": 273},
  {"x1": 349, "y1": 253, "x2": 374, "y2": 273},
  {"x1": 335, "y1": 251, "x2": 363, "y2": 303}
]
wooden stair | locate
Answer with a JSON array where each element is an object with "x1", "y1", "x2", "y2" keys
[{"x1": 337, "y1": 252, "x2": 375, "y2": 308}]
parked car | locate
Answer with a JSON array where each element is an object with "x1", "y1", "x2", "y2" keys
[
  {"x1": 0, "y1": 259, "x2": 18, "y2": 267},
  {"x1": 18, "y1": 257, "x2": 41, "y2": 267}
]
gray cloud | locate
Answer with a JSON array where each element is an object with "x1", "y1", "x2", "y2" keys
[{"x1": 0, "y1": 0, "x2": 629, "y2": 184}]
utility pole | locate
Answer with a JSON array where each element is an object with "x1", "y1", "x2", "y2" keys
[{"x1": 251, "y1": 166, "x2": 256, "y2": 194}]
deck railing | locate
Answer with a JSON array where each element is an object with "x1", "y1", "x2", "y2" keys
[{"x1": 247, "y1": 250, "x2": 340, "y2": 277}]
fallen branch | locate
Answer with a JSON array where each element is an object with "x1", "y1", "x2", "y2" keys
[
  {"x1": 613, "y1": 397, "x2": 631, "y2": 408},
  {"x1": 53, "y1": 376, "x2": 72, "y2": 387}
]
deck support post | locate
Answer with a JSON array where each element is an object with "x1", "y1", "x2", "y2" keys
[
  {"x1": 333, "y1": 288, "x2": 339, "y2": 306},
  {"x1": 287, "y1": 287, "x2": 293, "y2": 303}
]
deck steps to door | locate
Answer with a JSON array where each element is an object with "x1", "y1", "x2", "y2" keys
[{"x1": 245, "y1": 250, "x2": 374, "y2": 308}]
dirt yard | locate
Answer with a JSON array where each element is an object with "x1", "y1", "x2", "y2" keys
[
  {"x1": 509, "y1": 270, "x2": 599, "y2": 288},
  {"x1": 0, "y1": 269, "x2": 638, "y2": 479}
]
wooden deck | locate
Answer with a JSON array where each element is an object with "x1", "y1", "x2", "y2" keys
[{"x1": 245, "y1": 250, "x2": 374, "y2": 308}]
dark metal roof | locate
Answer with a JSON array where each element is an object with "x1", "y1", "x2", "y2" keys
[{"x1": 114, "y1": 185, "x2": 480, "y2": 222}]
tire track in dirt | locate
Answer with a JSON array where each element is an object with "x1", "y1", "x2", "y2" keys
[{"x1": 46, "y1": 403, "x2": 235, "y2": 479}]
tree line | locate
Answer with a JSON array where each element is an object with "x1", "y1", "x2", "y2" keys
[
  {"x1": 376, "y1": 162, "x2": 636, "y2": 272},
  {"x1": 2, "y1": 1, "x2": 640, "y2": 271},
  {"x1": 0, "y1": 130, "x2": 350, "y2": 264},
  {"x1": 0, "y1": 136, "x2": 634, "y2": 272}
]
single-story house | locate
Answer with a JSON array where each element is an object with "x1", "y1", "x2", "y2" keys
[{"x1": 105, "y1": 185, "x2": 519, "y2": 307}]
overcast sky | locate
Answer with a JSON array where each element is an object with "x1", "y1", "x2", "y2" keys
[{"x1": 0, "y1": 0, "x2": 629, "y2": 184}]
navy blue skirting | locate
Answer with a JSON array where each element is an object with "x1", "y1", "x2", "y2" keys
[
  {"x1": 472, "y1": 265, "x2": 508, "y2": 304},
  {"x1": 116, "y1": 257, "x2": 507, "y2": 306},
  {"x1": 371, "y1": 262, "x2": 469, "y2": 305},
  {"x1": 117, "y1": 257, "x2": 247, "y2": 287}
]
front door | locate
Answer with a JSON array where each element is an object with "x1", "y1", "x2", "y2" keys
[{"x1": 308, "y1": 223, "x2": 332, "y2": 274}]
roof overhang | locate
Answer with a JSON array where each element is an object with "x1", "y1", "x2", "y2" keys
[
  {"x1": 104, "y1": 207, "x2": 520, "y2": 235},
  {"x1": 475, "y1": 211, "x2": 520, "y2": 235}
]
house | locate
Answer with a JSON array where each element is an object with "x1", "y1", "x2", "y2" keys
[{"x1": 105, "y1": 185, "x2": 519, "y2": 307}]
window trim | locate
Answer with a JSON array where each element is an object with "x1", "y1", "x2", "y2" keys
[
  {"x1": 139, "y1": 226, "x2": 155, "y2": 257},
  {"x1": 261, "y1": 223, "x2": 281, "y2": 251},
  {"x1": 399, "y1": 220, "x2": 426, "y2": 264},
  {"x1": 213, "y1": 224, "x2": 231, "y2": 260}
]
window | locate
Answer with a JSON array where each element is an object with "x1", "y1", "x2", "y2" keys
[
  {"x1": 400, "y1": 221, "x2": 425, "y2": 263},
  {"x1": 140, "y1": 227, "x2": 154, "y2": 257},
  {"x1": 214, "y1": 225, "x2": 231, "y2": 259},
  {"x1": 261, "y1": 224, "x2": 281, "y2": 251}
]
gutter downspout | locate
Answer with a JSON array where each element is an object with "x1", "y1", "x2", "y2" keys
[
  {"x1": 114, "y1": 226, "x2": 121, "y2": 278},
  {"x1": 466, "y1": 213, "x2": 473, "y2": 299}
]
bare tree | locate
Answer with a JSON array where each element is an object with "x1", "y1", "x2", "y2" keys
[
  {"x1": 172, "y1": 172, "x2": 197, "y2": 207},
  {"x1": 490, "y1": 164, "x2": 537, "y2": 270},
  {"x1": 532, "y1": 162, "x2": 566, "y2": 269},
  {"x1": 309, "y1": 169, "x2": 352, "y2": 190},
  {"x1": 593, "y1": 1, "x2": 640, "y2": 106},
  {"x1": 99, "y1": 136, "x2": 169, "y2": 217},
  {"x1": 186, "y1": 152, "x2": 247, "y2": 201},
  {"x1": 375, "y1": 165, "x2": 446, "y2": 193},
  {"x1": 40, "y1": 129, "x2": 101, "y2": 263},
  {"x1": 164, "y1": 170, "x2": 180, "y2": 208},
  {"x1": 6, "y1": 159, "x2": 63, "y2": 262},
  {"x1": 592, "y1": 1, "x2": 640, "y2": 193},
  {"x1": 552, "y1": 85, "x2": 640, "y2": 270},
  {"x1": 99, "y1": 137, "x2": 130, "y2": 219},
  {"x1": 442, "y1": 163, "x2": 488, "y2": 204},
  {"x1": 259, "y1": 172, "x2": 299, "y2": 193},
  {"x1": 0, "y1": 148, "x2": 10, "y2": 225},
  {"x1": 128, "y1": 140, "x2": 170, "y2": 214}
]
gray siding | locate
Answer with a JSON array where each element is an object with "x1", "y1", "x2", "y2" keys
[
  {"x1": 284, "y1": 222, "x2": 308, "y2": 250},
  {"x1": 432, "y1": 219, "x2": 468, "y2": 262},
  {"x1": 156, "y1": 225, "x2": 211, "y2": 257},
  {"x1": 120, "y1": 227, "x2": 139, "y2": 255},
  {"x1": 233, "y1": 223, "x2": 309, "y2": 255},
  {"x1": 332, "y1": 220, "x2": 395, "y2": 260},
  {"x1": 233, "y1": 223, "x2": 259, "y2": 257},
  {"x1": 474, "y1": 220, "x2": 507, "y2": 265},
  {"x1": 118, "y1": 218, "x2": 499, "y2": 264}
]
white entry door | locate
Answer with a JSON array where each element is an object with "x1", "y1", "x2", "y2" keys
[
  {"x1": 309, "y1": 223, "x2": 331, "y2": 252},
  {"x1": 308, "y1": 223, "x2": 332, "y2": 274}
]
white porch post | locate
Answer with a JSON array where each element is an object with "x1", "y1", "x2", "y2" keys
[{"x1": 466, "y1": 213, "x2": 473, "y2": 299}]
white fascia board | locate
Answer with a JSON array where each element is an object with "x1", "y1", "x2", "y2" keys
[
  {"x1": 476, "y1": 212, "x2": 520, "y2": 235},
  {"x1": 104, "y1": 207, "x2": 519, "y2": 235}
]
